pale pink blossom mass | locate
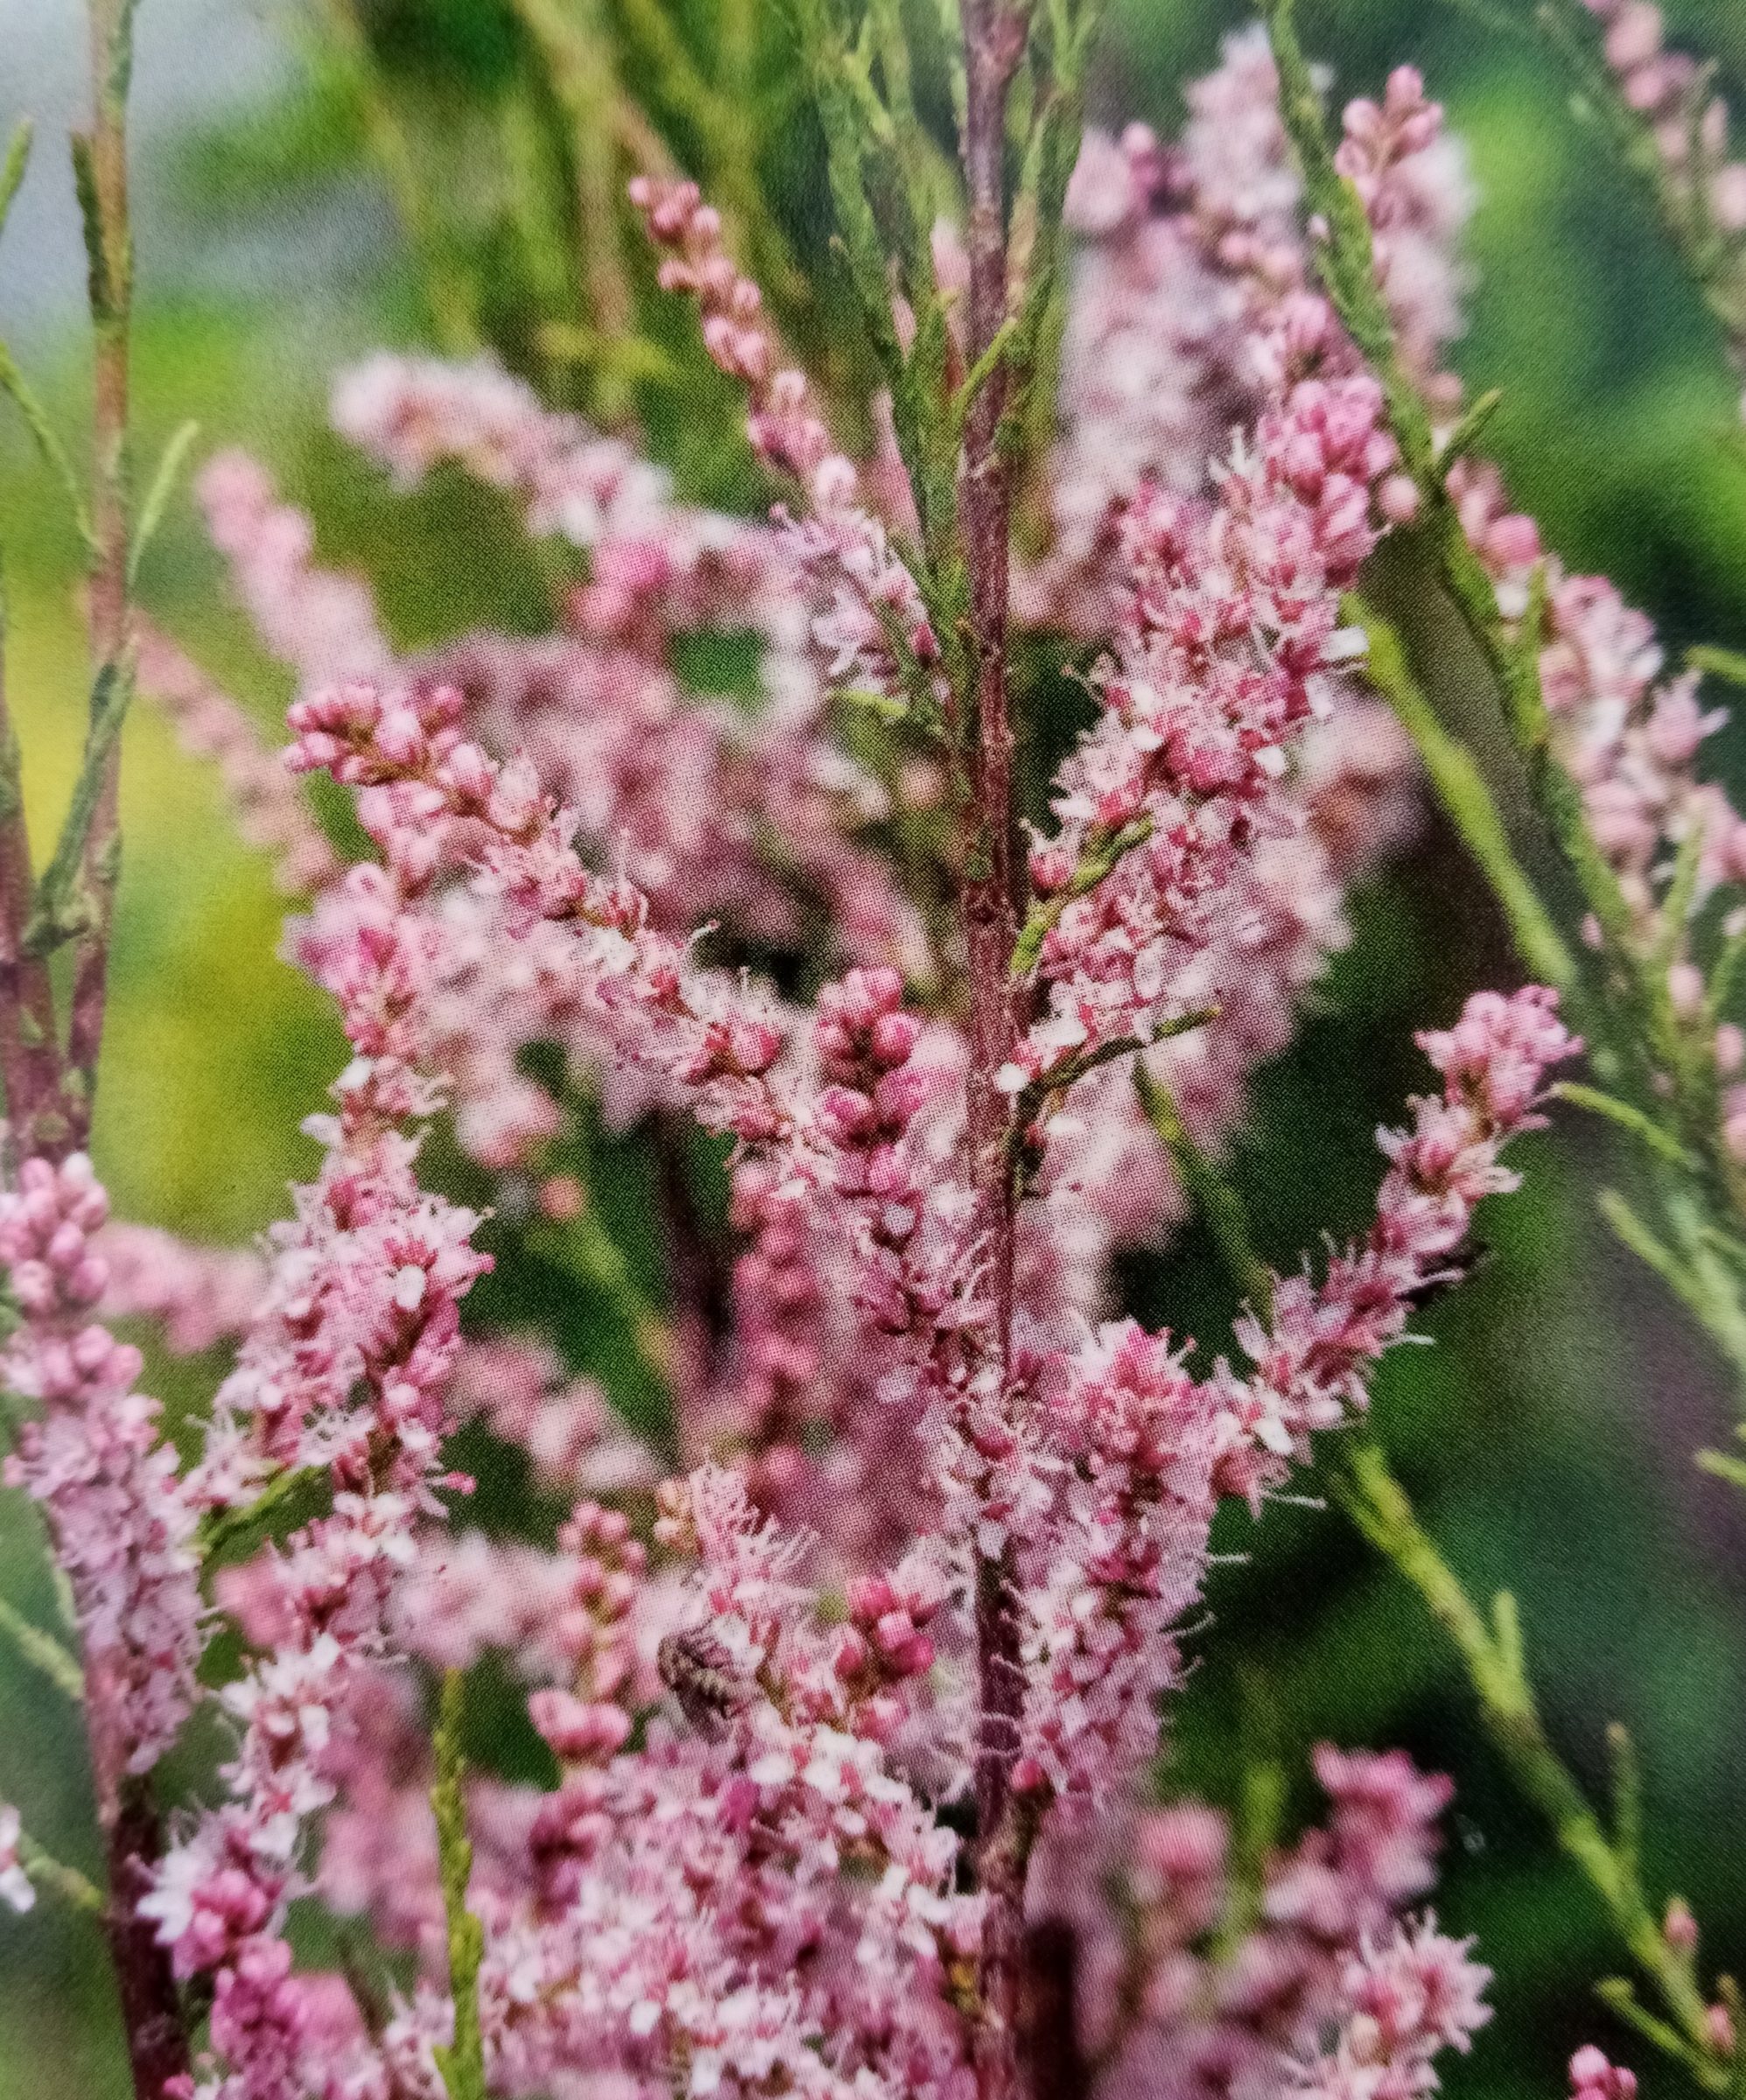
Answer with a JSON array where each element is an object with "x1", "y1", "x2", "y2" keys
[{"x1": 10, "y1": 17, "x2": 1725, "y2": 2100}]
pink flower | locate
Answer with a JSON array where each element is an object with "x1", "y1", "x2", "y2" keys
[
  {"x1": 0, "y1": 1807, "x2": 34, "y2": 1914},
  {"x1": 1295, "y1": 1918, "x2": 1491, "y2": 2100},
  {"x1": 0, "y1": 1156, "x2": 202, "y2": 1774},
  {"x1": 1570, "y1": 2046, "x2": 1638, "y2": 2100}
]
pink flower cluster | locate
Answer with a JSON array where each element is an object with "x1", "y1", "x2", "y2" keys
[
  {"x1": 445, "y1": 1336, "x2": 660, "y2": 1498},
  {"x1": 1026, "y1": 1320, "x2": 1220, "y2": 1795},
  {"x1": 283, "y1": 676, "x2": 967, "y2": 1399},
  {"x1": 1031, "y1": 1743, "x2": 1478, "y2": 2100},
  {"x1": 184, "y1": 359, "x2": 932, "y2": 1166},
  {"x1": 0, "y1": 920, "x2": 493, "y2": 2099},
  {"x1": 332, "y1": 351, "x2": 674, "y2": 551},
  {"x1": 1055, "y1": 30, "x2": 1746, "y2": 1184},
  {"x1": 1319, "y1": 66, "x2": 1746, "y2": 1159},
  {"x1": 992, "y1": 38, "x2": 1453, "y2": 1138},
  {"x1": 628, "y1": 175, "x2": 941, "y2": 711},
  {"x1": 1224, "y1": 984, "x2": 1577, "y2": 1454},
  {"x1": 137, "y1": 1133, "x2": 489, "y2": 2100},
  {"x1": 1010, "y1": 350, "x2": 1406, "y2": 1096},
  {"x1": 813, "y1": 967, "x2": 980, "y2": 1396},
  {"x1": 94, "y1": 641, "x2": 519, "y2": 2096},
  {"x1": 1043, "y1": 35, "x2": 1295, "y2": 602},
  {"x1": 1333, "y1": 66, "x2": 1473, "y2": 409},
  {"x1": 1022, "y1": 987, "x2": 1577, "y2": 1800},
  {"x1": 141, "y1": 56, "x2": 1437, "y2": 1270},
  {"x1": 368, "y1": 1464, "x2": 978, "y2": 2100},
  {"x1": 198, "y1": 448, "x2": 390, "y2": 690},
  {"x1": 135, "y1": 620, "x2": 345, "y2": 897},
  {"x1": 416, "y1": 631, "x2": 927, "y2": 984},
  {"x1": 1576, "y1": 0, "x2": 1746, "y2": 396},
  {"x1": 284, "y1": 675, "x2": 795, "y2": 1143},
  {"x1": 0, "y1": 1155, "x2": 201, "y2": 1775},
  {"x1": 1038, "y1": 28, "x2": 1465, "y2": 626},
  {"x1": 1570, "y1": 2047, "x2": 1638, "y2": 2100},
  {"x1": 1295, "y1": 1918, "x2": 1490, "y2": 2100},
  {"x1": 1454, "y1": 450, "x2": 1746, "y2": 1088},
  {"x1": 525, "y1": 1500, "x2": 648, "y2": 1768},
  {"x1": 159, "y1": 544, "x2": 1568, "y2": 2094},
  {"x1": 98, "y1": 1221, "x2": 268, "y2": 1356},
  {"x1": 0, "y1": 38, "x2": 1623, "y2": 2100}
]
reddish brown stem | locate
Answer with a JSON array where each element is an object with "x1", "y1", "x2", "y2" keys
[
  {"x1": 957, "y1": 2, "x2": 1024, "y2": 1309},
  {"x1": 1019, "y1": 1919, "x2": 1090, "y2": 2100},
  {"x1": 103, "y1": 1786, "x2": 191, "y2": 2099},
  {"x1": 61, "y1": 8, "x2": 189, "y2": 2090},
  {"x1": 655, "y1": 1110, "x2": 731, "y2": 1466},
  {"x1": 72, "y1": 1643, "x2": 190, "y2": 2100},
  {"x1": 957, "y1": 7, "x2": 1030, "y2": 2097},
  {"x1": 64, "y1": 0, "x2": 134, "y2": 1144},
  {"x1": 0, "y1": 620, "x2": 68, "y2": 1158},
  {"x1": 973, "y1": 1546, "x2": 1031, "y2": 2100}
]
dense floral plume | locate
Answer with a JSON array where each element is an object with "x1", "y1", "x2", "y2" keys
[
  {"x1": 0, "y1": 1155, "x2": 202, "y2": 1776},
  {"x1": 81, "y1": 616, "x2": 1566, "y2": 2092},
  {"x1": 1028, "y1": 1743, "x2": 1478, "y2": 2100},
  {"x1": 0, "y1": 14, "x2": 1676, "y2": 2100}
]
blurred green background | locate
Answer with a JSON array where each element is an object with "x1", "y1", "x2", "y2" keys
[{"x1": 5, "y1": 0, "x2": 1746, "y2": 2092}]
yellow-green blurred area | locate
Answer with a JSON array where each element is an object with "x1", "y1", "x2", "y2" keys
[{"x1": 5, "y1": 0, "x2": 1746, "y2": 2092}]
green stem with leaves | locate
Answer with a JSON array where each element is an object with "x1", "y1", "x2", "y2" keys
[
  {"x1": 14, "y1": 1824, "x2": 104, "y2": 1914},
  {"x1": 1343, "y1": 592, "x2": 1577, "y2": 999},
  {"x1": 431, "y1": 1670, "x2": 488, "y2": 2100},
  {"x1": 511, "y1": 0, "x2": 642, "y2": 424},
  {"x1": 196, "y1": 1462, "x2": 328, "y2": 1563},
  {"x1": 59, "y1": 0, "x2": 138, "y2": 1141},
  {"x1": 320, "y1": 0, "x2": 478, "y2": 354},
  {"x1": 1132, "y1": 1067, "x2": 1273, "y2": 1316},
  {"x1": 781, "y1": 5, "x2": 1110, "y2": 2091},
  {"x1": 611, "y1": 0, "x2": 807, "y2": 319},
  {"x1": 1529, "y1": 0, "x2": 1746, "y2": 356},
  {"x1": 0, "y1": 1592, "x2": 86, "y2": 1704},
  {"x1": 1265, "y1": 0, "x2": 1686, "y2": 1131},
  {"x1": 1011, "y1": 816, "x2": 1153, "y2": 978},
  {"x1": 0, "y1": 7, "x2": 198, "y2": 2087},
  {"x1": 526, "y1": 1197, "x2": 675, "y2": 1396},
  {"x1": 1264, "y1": 0, "x2": 1746, "y2": 1410},
  {"x1": 1148, "y1": 997, "x2": 1730, "y2": 2078},
  {"x1": 0, "y1": 551, "x2": 68, "y2": 1158},
  {"x1": 1337, "y1": 1442, "x2": 1727, "y2": 2084}
]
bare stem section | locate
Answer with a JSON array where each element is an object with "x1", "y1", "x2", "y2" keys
[
  {"x1": 0, "y1": 564, "x2": 66, "y2": 1153},
  {"x1": 956, "y1": 16, "x2": 1027, "y2": 2082},
  {"x1": 64, "y1": 0, "x2": 136, "y2": 1136},
  {"x1": 1338, "y1": 1447, "x2": 1726, "y2": 2089}
]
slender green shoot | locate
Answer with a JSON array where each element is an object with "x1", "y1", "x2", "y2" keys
[{"x1": 431, "y1": 1669, "x2": 488, "y2": 2100}]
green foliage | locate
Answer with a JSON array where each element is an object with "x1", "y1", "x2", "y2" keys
[
  {"x1": 431, "y1": 1670, "x2": 488, "y2": 2100},
  {"x1": 0, "y1": 1596, "x2": 85, "y2": 1707},
  {"x1": 23, "y1": 655, "x2": 136, "y2": 958},
  {"x1": 1347, "y1": 590, "x2": 1574, "y2": 994}
]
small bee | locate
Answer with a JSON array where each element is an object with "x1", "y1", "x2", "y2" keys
[
  {"x1": 1400, "y1": 1233, "x2": 1492, "y2": 1313},
  {"x1": 657, "y1": 1628, "x2": 746, "y2": 1742}
]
